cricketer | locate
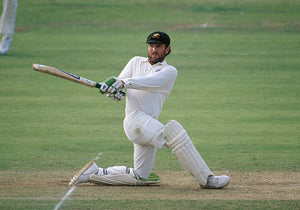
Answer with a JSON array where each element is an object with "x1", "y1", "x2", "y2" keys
[{"x1": 70, "y1": 31, "x2": 230, "y2": 189}]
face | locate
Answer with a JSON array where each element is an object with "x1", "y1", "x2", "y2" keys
[{"x1": 147, "y1": 43, "x2": 170, "y2": 65}]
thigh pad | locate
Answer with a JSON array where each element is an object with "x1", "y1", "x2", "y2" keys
[{"x1": 124, "y1": 111, "x2": 164, "y2": 146}]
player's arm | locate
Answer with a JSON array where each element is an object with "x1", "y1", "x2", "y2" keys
[
  {"x1": 122, "y1": 68, "x2": 177, "y2": 93},
  {"x1": 101, "y1": 66, "x2": 177, "y2": 96}
]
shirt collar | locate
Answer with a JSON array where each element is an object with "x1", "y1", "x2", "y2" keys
[{"x1": 142, "y1": 57, "x2": 167, "y2": 66}]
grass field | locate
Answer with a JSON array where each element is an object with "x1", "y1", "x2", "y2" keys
[{"x1": 0, "y1": 0, "x2": 299, "y2": 209}]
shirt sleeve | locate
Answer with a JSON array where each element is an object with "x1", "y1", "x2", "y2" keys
[
  {"x1": 118, "y1": 57, "x2": 134, "y2": 80},
  {"x1": 122, "y1": 67, "x2": 177, "y2": 93}
]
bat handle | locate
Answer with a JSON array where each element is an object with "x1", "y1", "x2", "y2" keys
[{"x1": 95, "y1": 82, "x2": 102, "y2": 89}]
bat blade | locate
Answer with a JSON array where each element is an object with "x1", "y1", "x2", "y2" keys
[{"x1": 32, "y1": 64, "x2": 100, "y2": 88}]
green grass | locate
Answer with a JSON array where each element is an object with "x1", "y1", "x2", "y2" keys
[
  {"x1": 1, "y1": 199, "x2": 299, "y2": 210},
  {"x1": 0, "y1": 0, "x2": 299, "y2": 209}
]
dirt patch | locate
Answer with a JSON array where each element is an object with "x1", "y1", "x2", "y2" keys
[
  {"x1": 15, "y1": 27, "x2": 33, "y2": 32},
  {"x1": 0, "y1": 171, "x2": 299, "y2": 200}
]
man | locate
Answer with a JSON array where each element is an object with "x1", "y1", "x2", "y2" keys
[
  {"x1": 69, "y1": 31, "x2": 230, "y2": 189},
  {"x1": 0, "y1": 0, "x2": 18, "y2": 55}
]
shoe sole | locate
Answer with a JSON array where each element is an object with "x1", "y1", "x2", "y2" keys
[{"x1": 69, "y1": 160, "x2": 94, "y2": 187}]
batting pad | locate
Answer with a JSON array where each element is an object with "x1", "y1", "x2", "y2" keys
[
  {"x1": 163, "y1": 120, "x2": 213, "y2": 186},
  {"x1": 90, "y1": 173, "x2": 161, "y2": 186}
]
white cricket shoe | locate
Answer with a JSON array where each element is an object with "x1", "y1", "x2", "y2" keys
[
  {"x1": 0, "y1": 35, "x2": 12, "y2": 55},
  {"x1": 69, "y1": 161, "x2": 99, "y2": 187},
  {"x1": 203, "y1": 175, "x2": 230, "y2": 189}
]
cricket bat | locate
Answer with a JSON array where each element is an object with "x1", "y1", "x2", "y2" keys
[
  {"x1": 33, "y1": 64, "x2": 102, "y2": 88},
  {"x1": 32, "y1": 64, "x2": 124, "y2": 96}
]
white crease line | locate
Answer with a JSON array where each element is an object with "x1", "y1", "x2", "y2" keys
[
  {"x1": 54, "y1": 185, "x2": 76, "y2": 210},
  {"x1": 53, "y1": 152, "x2": 103, "y2": 210}
]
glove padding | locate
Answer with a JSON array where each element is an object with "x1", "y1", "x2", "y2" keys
[
  {"x1": 108, "y1": 78, "x2": 124, "y2": 94},
  {"x1": 99, "y1": 76, "x2": 124, "y2": 94},
  {"x1": 107, "y1": 90, "x2": 125, "y2": 102}
]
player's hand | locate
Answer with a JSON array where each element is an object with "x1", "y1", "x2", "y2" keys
[
  {"x1": 99, "y1": 77, "x2": 124, "y2": 94},
  {"x1": 107, "y1": 90, "x2": 125, "y2": 102},
  {"x1": 99, "y1": 76, "x2": 116, "y2": 94},
  {"x1": 107, "y1": 78, "x2": 124, "y2": 94}
]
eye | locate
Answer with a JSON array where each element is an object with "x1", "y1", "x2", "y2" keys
[{"x1": 149, "y1": 43, "x2": 155, "y2": 48}]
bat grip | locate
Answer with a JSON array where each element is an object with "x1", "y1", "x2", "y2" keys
[{"x1": 95, "y1": 83, "x2": 102, "y2": 89}]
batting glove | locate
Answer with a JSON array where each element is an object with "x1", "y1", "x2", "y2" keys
[
  {"x1": 107, "y1": 90, "x2": 125, "y2": 102},
  {"x1": 99, "y1": 77, "x2": 124, "y2": 94},
  {"x1": 99, "y1": 76, "x2": 117, "y2": 94},
  {"x1": 107, "y1": 78, "x2": 124, "y2": 94}
]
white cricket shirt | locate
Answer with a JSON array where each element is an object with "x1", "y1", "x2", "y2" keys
[{"x1": 118, "y1": 56, "x2": 177, "y2": 119}]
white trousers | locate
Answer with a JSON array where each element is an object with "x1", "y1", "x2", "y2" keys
[
  {"x1": 98, "y1": 112, "x2": 213, "y2": 184},
  {"x1": 123, "y1": 111, "x2": 168, "y2": 179},
  {"x1": 0, "y1": 0, "x2": 18, "y2": 35}
]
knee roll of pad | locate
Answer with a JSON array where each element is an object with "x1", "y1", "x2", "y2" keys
[{"x1": 162, "y1": 120, "x2": 190, "y2": 151}]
